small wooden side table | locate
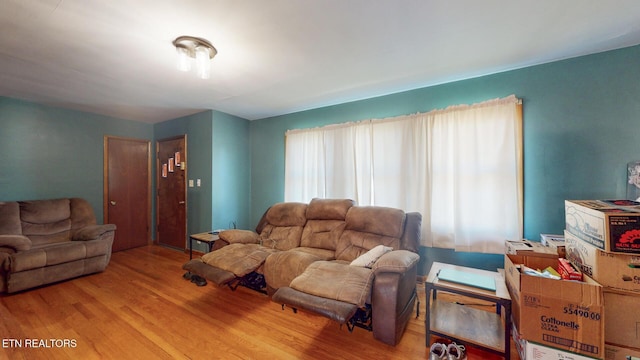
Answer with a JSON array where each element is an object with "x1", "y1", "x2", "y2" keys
[
  {"x1": 425, "y1": 262, "x2": 512, "y2": 360},
  {"x1": 188, "y1": 231, "x2": 219, "y2": 259}
]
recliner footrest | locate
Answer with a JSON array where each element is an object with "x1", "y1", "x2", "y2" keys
[
  {"x1": 182, "y1": 260, "x2": 236, "y2": 286},
  {"x1": 272, "y1": 287, "x2": 358, "y2": 324}
]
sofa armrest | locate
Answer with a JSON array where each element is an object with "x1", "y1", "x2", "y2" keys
[
  {"x1": 371, "y1": 250, "x2": 420, "y2": 346},
  {"x1": 372, "y1": 250, "x2": 419, "y2": 275},
  {"x1": 219, "y1": 229, "x2": 260, "y2": 244},
  {"x1": 0, "y1": 235, "x2": 32, "y2": 251},
  {"x1": 72, "y1": 224, "x2": 117, "y2": 241}
]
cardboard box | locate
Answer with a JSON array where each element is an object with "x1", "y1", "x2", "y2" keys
[
  {"x1": 603, "y1": 290, "x2": 640, "y2": 347},
  {"x1": 513, "y1": 321, "x2": 527, "y2": 360},
  {"x1": 505, "y1": 253, "x2": 605, "y2": 358},
  {"x1": 605, "y1": 343, "x2": 640, "y2": 360},
  {"x1": 541, "y1": 234, "x2": 567, "y2": 258},
  {"x1": 506, "y1": 239, "x2": 559, "y2": 258},
  {"x1": 565, "y1": 230, "x2": 640, "y2": 294},
  {"x1": 526, "y1": 341, "x2": 601, "y2": 360},
  {"x1": 565, "y1": 200, "x2": 640, "y2": 254},
  {"x1": 513, "y1": 322, "x2": 601, "y2": 360}
]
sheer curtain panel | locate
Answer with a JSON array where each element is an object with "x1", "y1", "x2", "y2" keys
[{"x1": 284, "y1": 95, "x2": 522, "y2": 254}]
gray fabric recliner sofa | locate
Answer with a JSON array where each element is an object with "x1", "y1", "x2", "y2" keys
[
  {"x1": 183, "y1": 198, "x2": 421, "y2": 345},
  {"x1": 0, "y1": 198, "x2": 116, "y2": 294}
]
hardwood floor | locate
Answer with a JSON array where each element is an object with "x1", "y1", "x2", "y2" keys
[{"x1": 0, "y1": 245, "x2": 519, "y2": 359}]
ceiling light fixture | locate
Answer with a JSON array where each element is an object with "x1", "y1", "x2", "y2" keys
[{"x1": 172, "y1": 36, "x2": 217, "y2": 79}]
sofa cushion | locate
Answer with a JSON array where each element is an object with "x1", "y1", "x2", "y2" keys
[
  {"x1": 344, "y1": 206, "x2": 405, "y2": 238},
  {"x1": 289, "y1": 261, "x2": 374, "y2": 308},
  {"x1": 305, "y1": 198, "x2": 355, "y2": 220},
  {"x1": 20, "y1": 199, "x2": 72, "y2": 246},
  {"x1": 292, "y1": 247, "x2": 335, "y2": 260},
  {"x1": 70, "y1": 198, "x2": 98, "y2": 229},
  {"x1": 335, "y1": 206, "x2": 405, "y2": 262},
  {"x1": 201, "y1": 243, "x2": 277, "y2": 277},
  {"x1": 260, "y1": 225, "x2": 304, "y2": 251},
  {"x1": 20, "y1": 199, "x2": 71, "y2": 224},
  {"x1": 400, "y1": 212, "x2": 422, "y2": 252},
  {"x1": 265, "y1": 202, "x2": 307, "y2": 227},
  {"x1": 72, "y1": 224, "x2": 117, "y2": 241},
  {"x1": 0, "y1": 202, "x2": 21, "y2": 235},
  {"x1": 259, "y1": 202, "x2": 308, "y2": 251},
  {"x1": 272, "y1": 287, "x2": 358, "y2": 325},
  {"x1": 299, "y1": 198, "x2": 353, "y2": 251},
  {"x1": 20, "y1": 220, "x2": 71, "y2": 246},
  {"x1": 299, "y1": 219, "x2": 346, "y2": 251},
  {"x1": 219, "y1": 229, "x2": 260, "y2": 244},
  {"x1": 350, "y1": 244, "x2": 393, "y2": 268},
  {"x1": 9, "y1": 241, "x2": 95, "y2": 272},
  {"x1": 263, "y1": 250, "x2": 322, "y2": 290}
]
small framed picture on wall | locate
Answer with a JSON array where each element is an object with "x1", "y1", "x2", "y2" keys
[{"x1": 627, "y1": 160, "x2": 640, "y2": 201}]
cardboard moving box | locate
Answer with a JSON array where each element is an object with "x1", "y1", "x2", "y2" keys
[
  {"x1": 505, "y1": 254, "x2": 605, "y2": 359},
  {"x1": 513, "y1": 323, "x2": 600, "y2": 360},
  {"x1": 506, "y1": 239, "x2": 560, "y2": 258},
  {"x1": 565, "y1": 200, "x2": 640, "y2": 254},
  {"x1": 541, "y1": 234, "x2": 567, "y2": 258},
  {"x1": 604, "y1": 343, "x2": 640, "y2": 360},
  {"x1": 603, "y1": 290, "x2": 640, "y2": 347},
  {"x1": 565, "y1": 230, "x2": 640, "y2": 294}
]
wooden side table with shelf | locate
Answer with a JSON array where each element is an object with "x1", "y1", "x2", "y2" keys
[
  {"x1": 188, "y1": 231, "x2": 219, "y2": 259},
  {"x1": 425, "y1": 262, "x2": 512, "y2": 360}
]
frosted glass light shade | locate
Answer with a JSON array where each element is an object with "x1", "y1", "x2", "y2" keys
[
  {"x1": 173, "y1": 36, "x2": 216, "y2": 79},
  {"x1": 176, "y1": 46, "x2": 191, "y2": 72},
  {"x1": 195, "y1": 45, "x2": 211, "y2": 79}
]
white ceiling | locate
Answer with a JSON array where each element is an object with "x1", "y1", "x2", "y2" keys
[{"x1": 1, "y1": 0, "x2": 640, "y2": 123}]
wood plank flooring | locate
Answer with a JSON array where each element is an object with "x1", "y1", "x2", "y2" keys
[{"x1": 0, "y1": 245, "x2": 519, "y2": 359}]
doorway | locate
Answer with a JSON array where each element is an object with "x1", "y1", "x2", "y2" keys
[
  {"x1": 103, "y1": 136, "x2": 151, "y2": 252},
  {"x1": 156, "y1": 135, "x2": 187, "y2": 250}
]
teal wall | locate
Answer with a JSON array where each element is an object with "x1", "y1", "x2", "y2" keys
[
  {"x1": 249, "y1": 44, "x2": 640, "y2": 274},
  {"x1": 212, "y1": 110, "x2": 251, "y2": 231},
  {"x1": 0, "y1": 97, "x2": 153, "y2": 221}
]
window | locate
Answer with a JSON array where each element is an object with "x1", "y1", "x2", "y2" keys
[{"x1": 285, "y1": 95, "x2": 522, "y2": 253}]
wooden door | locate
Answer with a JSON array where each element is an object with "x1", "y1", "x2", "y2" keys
[
  {"x1": 104, "y1": 136, "x2": 151, "y2": 252},
  {"x1": 156, "y1": 135, "x2": 187, "y2": 250}
]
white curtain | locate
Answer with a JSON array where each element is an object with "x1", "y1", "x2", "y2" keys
[{"x1": 284, "y1": 95, "x2": 522, "y2": 254}]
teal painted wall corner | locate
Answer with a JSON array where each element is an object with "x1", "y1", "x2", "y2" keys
[
  {"x1": 212, "y1": 110, "x2": 251, "y2": 231},
  {"x1": 0, "y1": 96, "x2": 153, "y2": 221}
]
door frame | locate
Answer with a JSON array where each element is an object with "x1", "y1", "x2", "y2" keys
[
  {"x1": 103, "y1": 136, "x2": 152, "y2": 244},
  {"x1": 155, "y1": 134, "x2": 188, "y2": 249}
]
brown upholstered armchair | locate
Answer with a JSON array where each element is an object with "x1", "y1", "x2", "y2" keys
[{"x1": 0, "y1": 198, "x2": 116, "y2": 293}]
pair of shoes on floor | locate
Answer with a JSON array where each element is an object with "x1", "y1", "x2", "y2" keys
[
  {"x1": 430, "y1": 342, "x2": 466, "y2": 360},
  {"x1": 191, "y1": 275, "x2": 207, "y2": 286},
  {"x1": 183, "y1": 272, "x2": 207, "y2": 286}
]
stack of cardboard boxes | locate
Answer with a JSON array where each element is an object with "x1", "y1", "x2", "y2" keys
[
  {"x1": 505, "y1": 238, "x2": 605, "y2": 360},
  {"x1": 505, "y1": 200, "x2": 640, "y2": 359},
  {"x1": 564, "y1": 200, "x2": 640, "y2": 360}
]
